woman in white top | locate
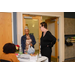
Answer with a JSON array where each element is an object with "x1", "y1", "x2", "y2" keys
[{"x1": 25, "y1": 35, "x2": 32, "y2": 53}]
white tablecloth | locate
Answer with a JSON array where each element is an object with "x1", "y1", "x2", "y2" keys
[{"x1": 17, "y1": 54, "x2": 48, "y2": 62}]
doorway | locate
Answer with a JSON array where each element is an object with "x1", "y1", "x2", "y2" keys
[
  {"x1": 45, "y1": 17, "x2": 59, "y2": 62},
  {"x1": 23, "y1": 14, "x2": 59, "y2": 62},
  {"x1": 23, "y1": 14, "x2": 42, "y2": 54}
]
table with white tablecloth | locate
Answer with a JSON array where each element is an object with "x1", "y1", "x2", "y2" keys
[{"x1": 17, "y1": 54, "x2": 48, "y2": 62}]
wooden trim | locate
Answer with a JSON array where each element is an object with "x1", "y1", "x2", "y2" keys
[
  {"x1": 51, "y1": 56, "x2": 57, "y2": 58},
  {"x1": 55, "y1": 18, "x2": 58, "y2": 57},
  {"x1": 38, "y1": 17, "x2": 42, "y2": 54},
  {"x1": 45, "y1": 17, "x2": 58, "y2": 23},
  {"x1": 53, "y1": 18, "x2": 59, "y2": 61}
]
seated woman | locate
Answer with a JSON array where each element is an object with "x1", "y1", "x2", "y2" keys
[
  {"x1": 21, "y1": 26, "x2": 36, "y2": 54},
  {"x1": 0, "y1": 43, "x2": 19, "y2": 62}
]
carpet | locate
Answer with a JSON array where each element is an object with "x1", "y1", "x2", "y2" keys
[{"x1": 64, "y1": 57, "x2": 75, "y2": 62}]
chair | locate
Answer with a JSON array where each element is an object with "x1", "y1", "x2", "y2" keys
[{"x1": 0, "y1": 59, "x2": 10, "y2": 62}]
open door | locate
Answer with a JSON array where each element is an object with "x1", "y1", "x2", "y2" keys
[
  {"x1": 0, "y1": 13, "x2": 12, "y2": 56},
  {"x1": 45, "y1": 17, "x2": 59, "y2": 62},
  {"x1": 23, "y1": 14, "x2": 42, "y2": 54}
]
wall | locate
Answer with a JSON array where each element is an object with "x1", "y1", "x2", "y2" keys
[
  {"x1": 42, "y1": 16, "x2": 51, "y2": 21},
  {"x1": 17, "y1": 12, "x2": 64, "y2": 62},
  {"x1": 13, "y1": 12, "x2": 75, "y2": 44},
  {"x1": 13, "y1": 12, "x2": 17, "y2": 45},
  {"x1": 64, "y1": 18, "x2": 75, "y2": 35},
  {"x1": 64, "y1": 18, "x2": 75, "y2": 59}
]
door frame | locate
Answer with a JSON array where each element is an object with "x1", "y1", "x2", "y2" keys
[
  {"x1": 4, "y1": 12, "x2": 14, "y2": 43},
  {"x1": 17, "y1": 12, "x2": 64, "y2": 62}
]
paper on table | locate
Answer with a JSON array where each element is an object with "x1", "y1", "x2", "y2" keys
[
  {"x1": 30, "y1": 55, "x2": 38, "y2": 62},
  {"x1": 19, "y1": 54, "x2": 30, "y2": 59}
]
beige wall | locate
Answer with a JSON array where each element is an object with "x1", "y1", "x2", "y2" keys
[
  {"x1": 64, "y1": 18, "x2": 75, "y2": 35},
  {"x1": 17, "y1": 12, "x2": 64, "y2": 62},
  {"x1": 64, "y1": 18, "x2": 75, "y2": 59}
]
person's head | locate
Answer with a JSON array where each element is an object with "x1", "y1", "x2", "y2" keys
[
  {"x1": 3, "y1": 43, "x2": 16, "y2": 54},
  {"x1": 24, "y1": 26, "x2": 29, "y2": 35},
  {"x1": 40, "y1": 22, "x2": 47, "y2": 32}
]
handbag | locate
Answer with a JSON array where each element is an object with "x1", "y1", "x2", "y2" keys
[{"x1": 27, "y1": 45, "x2": 35, "y2": 54}]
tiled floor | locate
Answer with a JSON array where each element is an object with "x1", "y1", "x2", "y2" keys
[{"x1": 64, "y1": 59, "x2": 75, "y2": 62}]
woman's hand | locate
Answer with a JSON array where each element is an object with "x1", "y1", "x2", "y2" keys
[
  {"x1": 30, "y1": 43, "x2": 33, "y2": 46},
  {"x1": 24, "y1": 52, "x2": 27, "y2": 54},
  {"x1": 24, "y1": 49, "x2": 27, "y2": 54},
  {"x1": 47, "y1": 45, "x2": 49, "y2": 47}
]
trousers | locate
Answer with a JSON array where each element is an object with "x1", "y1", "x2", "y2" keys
[{"x1": 41, "y1": 47, "x2": 52, "y2": 62}]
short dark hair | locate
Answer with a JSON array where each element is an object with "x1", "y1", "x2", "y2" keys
[
  {"x1": 3, "y1": 43, "x2": 16, "y2": 54},
  {"x1": 40, "y1": 22, "x2": 47, "y2": 29}
]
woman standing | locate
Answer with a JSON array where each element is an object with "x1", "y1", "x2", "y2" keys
[
  {"x1": 21, "y1": 26, "x2": 36, "y2": 54},
  {"x1": 40, "y1": 22, "x2": 56, "y2": 62}
]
